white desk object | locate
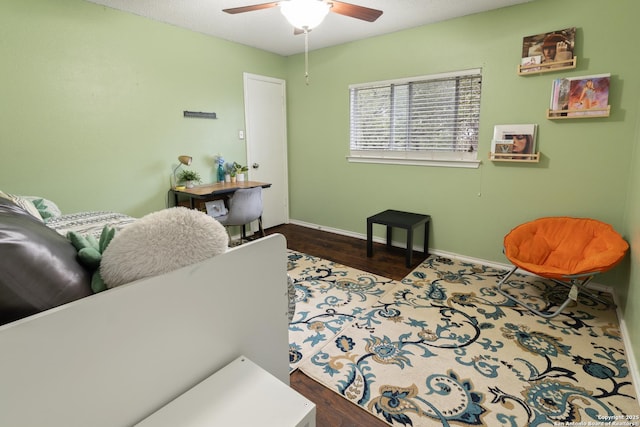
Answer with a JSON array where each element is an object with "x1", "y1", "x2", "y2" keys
[{"x1": 136, "y1": 356, "x2": 316, "y2": 427}]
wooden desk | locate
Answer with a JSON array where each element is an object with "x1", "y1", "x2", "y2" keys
[{"x1": 170, "y1": 181, "x2": 271, "y2": 209}]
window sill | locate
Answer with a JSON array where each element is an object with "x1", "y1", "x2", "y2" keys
[{"x1": 346, "y1": 156, "x2": 481, "y2": 169}]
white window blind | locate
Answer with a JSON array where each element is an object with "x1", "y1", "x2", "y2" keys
[{"x1": 348, "y1": 69, "x2": 482, "y2": 168}]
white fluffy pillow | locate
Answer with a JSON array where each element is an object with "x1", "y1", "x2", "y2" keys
[{"x1": 101, "y1": 207, "x2": 228, "y2": 288}]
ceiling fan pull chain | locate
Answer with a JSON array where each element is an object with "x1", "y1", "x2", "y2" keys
[{"x1": 304, "y1": 29, "x2": 310, "y2": 85}]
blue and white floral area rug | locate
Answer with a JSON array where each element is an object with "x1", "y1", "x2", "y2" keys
[
  {"x1": 288, "y1": 251, "x2": 397, "y2": 371},
  {"x1": 291, "y1": 253, "x2": 640, "y2": 426}
]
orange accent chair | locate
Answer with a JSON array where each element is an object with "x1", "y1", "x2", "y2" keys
[{"x1": 497, "y1": 217, "x2": 629, "y2": 318}]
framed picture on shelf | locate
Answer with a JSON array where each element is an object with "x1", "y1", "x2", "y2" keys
[
  {"x1": 521, "y1": 55, "x2": 542, "y2": 72},
  {"x1": 521, "y1": 27, "x2": 576, "y2": 72},
  {"x1": 549, "y1": 73, "x2": 610, "y2": 117},
  {"x1": 491, "y1": 124, "x2": 537, "y2": 160},
  {"x1": 205, "y1": 199, "x2": 228, "y2": 218}
]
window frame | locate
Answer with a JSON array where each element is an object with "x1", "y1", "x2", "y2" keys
[{"x1": 347, "y1": 68, "x2": 482, "y2": 169}]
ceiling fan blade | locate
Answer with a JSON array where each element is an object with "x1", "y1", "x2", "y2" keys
[
  {"x1": 328, "y1": 1, "x2": 383, "y2": 22},
  {"x1": 223, "y1": 2, "x2": 279, "y2": 14}
]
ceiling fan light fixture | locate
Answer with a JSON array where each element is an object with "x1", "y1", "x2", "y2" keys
[{"x1": 280, "y1": 0, "x2": 330, "y2": 30}]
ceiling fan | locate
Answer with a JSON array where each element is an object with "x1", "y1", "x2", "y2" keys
[
  {"x1": 223, "y1": 1, "x2": 383, "y2": 31},
  {"x1": 224, "y1": 1, "x2": 383, "y2": 84}
]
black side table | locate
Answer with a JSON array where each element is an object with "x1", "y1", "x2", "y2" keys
[{"x1": 367, "y1": 210, "x2": 431, "y2": 268}]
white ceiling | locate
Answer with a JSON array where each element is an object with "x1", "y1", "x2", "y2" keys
[{"x1": 86, "y1": 0, "x2": 533, "y2": 56}]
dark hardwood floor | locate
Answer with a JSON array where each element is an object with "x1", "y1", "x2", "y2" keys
[{"x1": 265, "y1": 223, "x2": 428, "y2": 427}]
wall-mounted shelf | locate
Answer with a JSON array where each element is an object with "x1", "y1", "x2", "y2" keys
[
  {"x1": 183, "y1": 110, "x2": 217, "y2": 119},
  {"x1": 518, "y1": 56, "x2": 577, "y2": 75},
  {"x1": 546, "y1": 105, "x2": 610, "y2": 119},
  {"x1": 489, "y1": 152, "x2": 540, "y2": 163}
]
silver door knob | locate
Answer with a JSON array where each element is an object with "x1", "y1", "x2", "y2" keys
[{"x1": 252, "y1": 163, "x2": 260, "y2": 169}]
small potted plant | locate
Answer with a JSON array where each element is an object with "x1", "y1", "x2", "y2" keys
[
  {"x1": 178, "y1": 169, "x2": 202, "y2": 188},
  {"x1": 225, "y1": 162, "x2": 235, "y2": 182},
  {"x1": 232, "y1": 162, "x2": 249, "y2": 182}
]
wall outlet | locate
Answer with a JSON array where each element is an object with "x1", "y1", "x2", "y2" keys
[{"x1": 238, "y1": 130, "x2": 245, "y2": 140}]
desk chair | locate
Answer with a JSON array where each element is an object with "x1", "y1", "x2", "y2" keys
[{"x1": 216, "y1": 187, "x2": 264, "y2": 241}]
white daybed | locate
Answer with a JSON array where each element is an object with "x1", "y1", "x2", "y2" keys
[{"x1": 0, "y1": 234, "x2": 310, "y2": 426}]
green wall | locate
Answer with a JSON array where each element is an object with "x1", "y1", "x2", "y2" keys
[
  {"x1": 623, "y1": 82, "x2": 640, "y2": 377},
  {"x1": 1, "y1": 0, "x2": 639, "y2": 373},
  {"x1": 0, "y1": 0, "x2": 286, "y2": 217},
  {"x1": 286, "y1": 0, "x2": 637, "y2": 265}
]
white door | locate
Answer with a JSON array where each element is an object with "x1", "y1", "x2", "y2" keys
[{"x1": 243, "y1": 73, "x2": 289, "y2": 228}]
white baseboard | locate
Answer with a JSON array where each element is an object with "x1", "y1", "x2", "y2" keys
[
  {"x1": 289, "y1": 218, "x2": 511, "y2": 269},
  {"x1": 287, "y1": 219, "x2": 640, "y2": 398}
]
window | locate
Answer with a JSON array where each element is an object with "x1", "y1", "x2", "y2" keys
[{"x1": 348, "y1": 69, "x2": 482, "y2": 168}]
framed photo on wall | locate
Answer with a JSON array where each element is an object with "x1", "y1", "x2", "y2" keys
[
  {"x1": 521, "y1": 27, "x2": 576, "y2": 72},
  {"x1": 549, "y1": 73, "x2": 610, "y2": 117},
  {"x1": 491, "y1": 124, "x2": 537, "y2": 160}
]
